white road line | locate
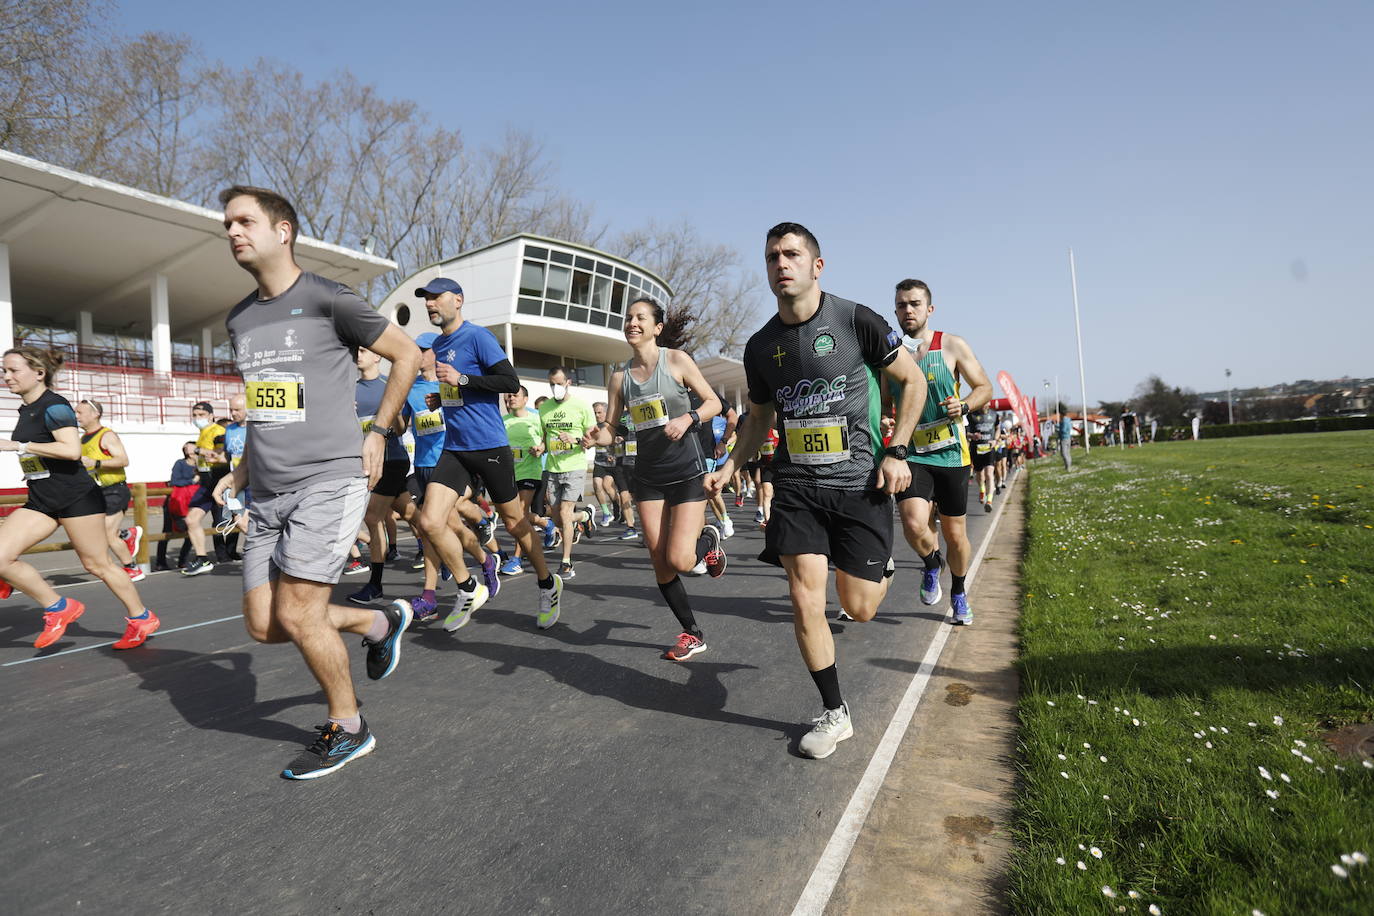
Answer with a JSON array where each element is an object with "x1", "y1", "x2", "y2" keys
[
  {"x1": 2, "y1": 615, "x2": 247, "y2": 667},
  {"x1": 790, "y1": 474, "x2": 1019, "y2": 916}
]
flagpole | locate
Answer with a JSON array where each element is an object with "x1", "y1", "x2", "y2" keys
[{"x1": 1069, "y1": 247, "x2": 1090, "y2": 453}]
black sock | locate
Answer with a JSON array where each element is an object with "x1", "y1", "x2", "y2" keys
[
  {"x1": 952, "y1": 574, "x2": 967, "y2": 595},
  {"x1": 457, "y1": 576, "x2": 476, "y2": 593},
  {"x1": 369, "y1": 562, "x2": 385, "y2": 589},
  {"x1": 695, "y1": 530, "x2": 713, "y2": 564},
  {"x1": 810, "y1": 664, "x2": 843, "y2": 710},
  {"x1": 657, "y1": 576, "x2": 700, "y2": 634},
  {"x1": 922, "y1": 549, "x2": 942, "y2": 571},
  {"x1": 538, "y1": 575, "x2": 555, "y2": 590}
]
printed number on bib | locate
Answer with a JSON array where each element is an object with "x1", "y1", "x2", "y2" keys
[
  {"x1": 975, "y1": 442, "x2": 992, "y2": 455},
  {"x1": 245, "y1": 372, "x2": 305, "y2": 423},
  {"x1": 413, "y1": 409, "x2": 443, "y2": 436},
  {"x1": 512, "y1": 447, "x2": 526, "y2": 462},
  {"x1": 359, "y1": 414, "x2": 375, "y2": 434},
  {"x1": 19, "y1": 453, "x2": 49, "y2": 480},
  {"x1": 783, "y1": 416, "x2": 849, "y2": 465},
  {"x1": 549, "y1": 437, "x2": 576, "y2": 453},
  {"x1": 624, "y1": 440, "x2": 638, "y2": 457},
  {"x1": 628, "y1": 394, "x2": 669, "y2": 430},
  {"x1": 439, "y1": 383, "x2": 463, "y2": 408},
  {"x1": 911, "y1": 418, "x2": 957, "y2": 454}
]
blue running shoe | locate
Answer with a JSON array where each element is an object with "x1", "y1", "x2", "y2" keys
[
  {"x1": 440, "y1": 563, "x2": 453, "y2": 582},
  {"x1": 951, "y1": 592, "x2": 973, "y2": 626},
  {"x1": 481, "y1": 553, "x2": 501, "y2": 599},
  {"x1": 282, "y1": 720, "x2": 376, "y2": 780},
  {"x1": 409, "y1": 594, "x2": 438, "y2": 622},
  {"x1": 618, "y1": 527, "x2": 639, "y2": 541},
  {"x1": 348, "y1": 582, "x2": 384, "y2": 605},
  {"x1": 542, "y1": 519, "x2": 557, "y2": 549},
  {"x1": 500, "y1": 555, "x2": 523, "y2": 576},
  {"x1": 920, "y1": 565, "x2": 943, "y2": 606},
  {"x1": 364, "y1": 600, "x2": 413, "y2": 680}
]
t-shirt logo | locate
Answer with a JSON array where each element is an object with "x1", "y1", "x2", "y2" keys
[
  {"x1": 444, "y1": 348, "x2": 456, "y2": 363},
  {"x1": 812, "y1": 333, "x2": 835, "y2": 355},
  {"x1": 771, "y1": 345, "x2": 787, "y2": 367},
  {"x1": 284, "y1": 328, "x2": 298, "y2": 348}
]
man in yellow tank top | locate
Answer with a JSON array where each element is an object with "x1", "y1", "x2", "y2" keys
[{"x1": 75, "y1": 400, "x2": 144, "y2": 581}]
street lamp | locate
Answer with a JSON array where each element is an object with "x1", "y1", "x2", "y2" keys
[{"x1": 1226, "y1": 368, "x2": 1233, "y2": 425}]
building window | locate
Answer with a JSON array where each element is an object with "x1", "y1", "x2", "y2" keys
[
  {"x1": 574, "y1": 255, "x2": 594, "y2": 271},
  {"x1": 608, "y1": 314, "x2": 623, "y2": 331},
  {"x1": 546, "y1": 265, "x2": 571, "y2": 301},
  {"x1": 520, "y1": 260, "x2": 545, "y2": 297},
  {"x1": 550, "y1": 250, "x2": 573, "y2": 265},
  {"x1": 611, "y1": 281, "x2": 626, "y2": 313},
  {"x1": 591, "y1": 275, "x2": 612, "y2": 311},
  {"x1": 614, "y1": 267, "x2": 628, "y2": 281},
  {"x1": 594, "y1": 261, "x2": 612, "y2": 276},
  {"x1": 544, "y1": 302, "x2": 567, "y2": 320},
  {"x1": 525, "y1": 245, "x2": 549, "y2": 260},
  {"x1": 517, "y1": 298, "x2": 542, "y2": 315},
  {"x1": 590, "y1": 311, "x2": 609, "y2": 327},
  {"x1": 568, "y1": 306, "x2": 589, "y2": 324},
  {"x1": 569, "y1": 270, "x2": 591, "y2": 306}
]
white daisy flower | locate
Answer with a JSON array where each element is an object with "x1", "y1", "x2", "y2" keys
[
  {"x1": 1090, "y1": 847, "x2": 1103, "y2": 858},
  {"x1": 1332, "y1": 864, "x2": 1349, "y2": 878},
  {"x1": 1279, "y1": 773, "x2": 1290, "y2": 783},
  {"x1": 1258, "y1": 767, "x2": 1272, "y2": 780},
  {"x1": 1353, "y1": 852, "x2": 1369, "y2": 865},
  {"x1": 1265, "y1": 789, "x2": 1280, "y2": 799},
  {"x1": 1102, "y1": 885, "x2": 1116, "y2": 898},
  {"x1": 1055, "y1": 856, "x2": 1066, "y2": 865},
  {"x1": 1150, "y1": 905, "x2": 1162, "y2": 915},
  {"x1": 1076, "y1": 860, "x2": 1087, "y2": 870}
]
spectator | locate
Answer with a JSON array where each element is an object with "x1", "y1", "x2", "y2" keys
[{"x1": 156, "y1": 441, "x2": 200, "y2": 571}]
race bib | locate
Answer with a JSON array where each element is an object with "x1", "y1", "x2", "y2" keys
[
  {"x1": 512, "y1": 447, "x2": 526, "y2": 462},
  {"x1": 246, "y1": 371, "x2": 305, "y2": 423},
  {"x1": 359, "y1": 414, "x2": 375, "y2": 434},
  {"x1": 759, "y1": 440, "x2": 776, "y2": 457},
  {"x1": 549, "y1": 436, "x2": 576, "y2": 453},
  {"x1": 413, "y1": 408, "x2": 443, "y2": 436},
  {"x1": 975, "y1": 442, "x2": 992, "y2": 455},
  {"x1": 911, "y1": 418, "x2": 958, "y2": 454},
  {"x1": 783, "y1": 416, "x2": 849, "y2": 465},
  {"x1": 628, "y1": 393, "x2": 669, "y2": 430},
  {"x1": 624, "y1": 440, "x2": 638, "y2": 457},
  {"x1": 19, "y1": 453, "x2": 48, "y2": 481},
  {"x1": 197, "y1": 457, "x2": 211, "y2": 472},
  {"x1": 439, "y1": 383, "x2": 463, "y2": 408}
]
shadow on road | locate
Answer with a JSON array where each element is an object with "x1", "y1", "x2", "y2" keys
[{"x1": 114, "y1": 646, "x2": 320, "y2": 744}]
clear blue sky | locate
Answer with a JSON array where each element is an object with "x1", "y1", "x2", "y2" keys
[{"x1": 120, "y1": 0, "x2": 1373, "y2": 405}]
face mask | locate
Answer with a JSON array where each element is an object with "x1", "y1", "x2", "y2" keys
[
  {"x1": 193, "y1": 417, "x2": 210, "y2": 429},
  {"x1": 551, "y1": 384, "x2": 567, "y2": 401}
]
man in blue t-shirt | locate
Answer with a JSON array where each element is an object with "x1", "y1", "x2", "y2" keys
[{"x1": 412, "y1": 277, "x2": 564, "y2": 631}]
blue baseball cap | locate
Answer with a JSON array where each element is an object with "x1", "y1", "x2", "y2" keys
[
  {"x1": 414, "y1": 332, "x2": 438, "y2": 350},
  {"x1": 414, "y1": 277, "x2": 463, "y2": 298}
]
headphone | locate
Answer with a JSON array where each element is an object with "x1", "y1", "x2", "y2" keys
[{"x1": 279, "y1": 229, "x2": 288, "y2": 244}]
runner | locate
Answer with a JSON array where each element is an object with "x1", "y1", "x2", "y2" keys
[
  {"x1": 347, "y1": 346, "x2": 416, "y2": 605},
  {"x1": 74, "y1": 399, "x2": 144, "y2": 580},
  {"x1": 609, "y1": 409, "x2": 640, "y2": 540},
  {"x1": 0, "y1": 347, "x2": 159, "y2": 649},
  {"x1": 413, "y1": 277, "x2": 563, "y2": 630},
  {"x1": 502, "y1": 385, "x2": 556, "y2": 576},
  {"x1": 181, "y1": 400, "x2": 229, "y2": 575},
  {"x1": 968, "y1": 405, "x2": 997, "y2": 512},
  {"x1": 590, "y1": 401, "x2": 619, "y2": 527},
  {"x1": 537, "y1": 366, "x2": 599, "y2": 579},
  {"x1": 696, "y1": 389, "x2": 737, "y2": 541},
  {"x1": 399, "y1": 332, "x2": 451, "y2": 618},
  {"x1": 889, "y1": 278, "x2": 993, "y2": 626},
  {"x1": 705, "y1": 222, "x2": 924, "y2": 760},
  {"x1": 214, "y1": 184, "x2": 420, "y2": 780},
  {"x1": 222, "y1": 394, "x2": 249, "y2": 557},
  {"x1": 595, "y1": 297, "x2": 725, "y2": 660}
]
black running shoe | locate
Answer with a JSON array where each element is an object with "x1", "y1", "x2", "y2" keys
[
  {"x1": 364, "y1": 600, "x2": 413, "y2": 681},
  {"x1": 281, "y1": 720, "x2": 376, "y2": 780},
  {"x1": 180, "y1": 556, "x2": 214, "y2": 577},
  {"x1": 385, "y1": 544, "x2": 399, "y2": 563}
]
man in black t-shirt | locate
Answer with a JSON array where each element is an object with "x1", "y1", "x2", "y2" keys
[{"x1": 706, "y1": 222, "x2": 925, "y2": 760}]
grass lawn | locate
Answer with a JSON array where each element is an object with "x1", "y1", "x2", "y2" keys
[{"x1": 1011, "y1": 431, "x2": 1374, "y2": 915}]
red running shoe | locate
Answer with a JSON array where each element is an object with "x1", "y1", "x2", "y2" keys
[
  {"x1": 122, "y1": 525, "x2": 144, "y2": 563},
  {"x1": 0, "y1": 578, "x2": 11, "y2": 600},
  {"x1": 34, "y1": 599, "x2": 87, "y2": 649},
  {"x1": 663, "y1": 631, "x2": 707, "y2": 661},
  {"x1": 113, "y1": 611, "x2": 161, "y2": 649}
]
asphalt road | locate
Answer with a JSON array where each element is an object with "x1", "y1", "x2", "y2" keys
[{"x1": 2, "y1": 478, "x2": 1013, "y2": 916}]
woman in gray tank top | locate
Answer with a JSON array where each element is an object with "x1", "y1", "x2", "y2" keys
[{"x1": 593, "y1": 298, "x2": 726, "y2": 662}]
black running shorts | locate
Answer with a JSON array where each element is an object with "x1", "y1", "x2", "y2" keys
[
  {"x1": 101, "y1": 482, "x2": 131, "y2": 515},
  {"x1": 897, "y1": 462, "x2": 970, "y2": 516},
  {"x1": 760, "y1": 484, "x2": 894, "y2": 583},
  {"x1": 430, "y1": 447, "x2": 518, "y2": 505},
  {"x1": 631, "y1": 474, "x2": 706, "y2": 506},
  {"x1": 373, "y1": 459, "x2": 411, "y2": 499},
  {"x1": 25, "y1": 485, "x2": 106, "y2": 521}
]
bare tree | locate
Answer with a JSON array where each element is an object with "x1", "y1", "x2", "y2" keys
[{"x1": 0, "y1": 0, "x2": 107, "y2": 154}]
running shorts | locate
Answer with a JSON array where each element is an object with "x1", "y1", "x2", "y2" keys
[
  {"x1": 897, "y1": 463, "x2": 970, "y2": 516},
  {"x1": 101, "y1": 481, "x2": 131, "y2": 515},
  {"x1": 242, "y1": 477, "x2": 369, "y2": 590},
  {"x1": 430, "y1": 447, "x2": 518, "y2": 505},
  {"x1": 760, "y1": 484, "x2": 894, "y2": 583},
  {"x1": 631, "y1": 474, "x2": 706, "y2": 506}
]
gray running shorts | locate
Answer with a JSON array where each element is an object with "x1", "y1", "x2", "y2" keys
[
  {"x1": 242, "y1": 477, "x2": 369, "y2": 591},
  {"x1": 546, "y1": 470, "x2": 584, "y2": 505}
]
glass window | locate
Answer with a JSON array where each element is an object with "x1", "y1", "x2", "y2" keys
[
  {"x1": 591, "y1": 276, "x2": 612, "y2": 311},
  {"x1": 594, "y1": 261, "x2": 612, "y2": 276},
  {"x1": 574, "y1": 255, "x2": 594, "y2": 271},
  {"x1": 630, "y1": 273, "x2": 644, "y2": 288},
  {"x1": 614, "y1": 267, "x2": 628, "y2": 281},
  {"x1": 568, "y1": 306, "x2": 589, "y2": 323},
  {"x1": 611, "y1": 281, "x2": 626, "y2": 313},
  {"x1": 525, "y1": 245, "x2": 549, "y2": 260},
  {"x1": 570, "y1": 270, "x2": 591, "y2": 306},
  {"x1": 520, "y1": 261, "x2": 545, "y2": 297},
  {"x1": 590, "y1": 311, "x2": 609, "y2": 327},
  {"x1": 543, "y1": 302, "x2": 567, "y2": 320},
  {"x1": 608, "y1": 314, "x2": 623, "y2": 331},
  {"x1": 579, "y1": 364, "x2": 606, "y2": 386},
  {"x1": 546, "y1": 265, "x2": 571, "y2": 301},
  {"x1": 550, "y1": 250, "x2": 573, "y2": 265},
  {"x1": 517, "y1": 298, "x2": 542, "y2": 316}
]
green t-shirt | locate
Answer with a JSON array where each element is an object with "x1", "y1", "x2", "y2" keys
[
  {"x1": 538, "y1": 396, "x2": 595, "y2": 474},
  {"x1": 504, "y1": 412, "x2": 544, "y2": 481}
]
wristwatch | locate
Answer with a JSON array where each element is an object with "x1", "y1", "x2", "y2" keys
[
  {"x1": 458, "y1": 373, "x2": 470, "y2": 387},
  {"x1": 884, "y1": 444, "x2": 909, "y2": 460},
  {"x1": 688, "y1": 409, "x2": 701, "y2": 427}
]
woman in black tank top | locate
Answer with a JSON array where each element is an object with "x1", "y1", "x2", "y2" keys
[
  {"x1": 0, "y1": 347, "x2": 158, "y2": 651},
  {"x1": 593, "y1": 298, "x2": 725, "y2": 661}
]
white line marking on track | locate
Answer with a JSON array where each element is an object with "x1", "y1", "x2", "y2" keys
[
  {"x1": 790, "y1": 474, "x2": 1019, "y2": 916},
  {"x1": 2, "y1": 615, "x2": 245, "y2": 667}
]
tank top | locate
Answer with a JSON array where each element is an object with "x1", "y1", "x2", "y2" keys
[
  {"x1": 13, "y1": 389, "x2": 99, "y2": 502},
  {"x1": 904, "y1": 331, "x2": 970, "y2": 468},
  {"x1": 81, "y1": 427, "x2": 127, "y2": 486},
  {"x1": 620, "y1": 348, "x2": 705, "y2": 486}
]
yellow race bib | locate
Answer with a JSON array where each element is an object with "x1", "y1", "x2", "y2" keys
[
  {"x1": 413, "y1": 408, "x2": 443, "y2": 436},
  {"x1": 359, "y1": 415, "x2": 375, "y2": 434},
  {"x1": 19, "y1": 453, "x2": 49, "y2": 480},
  {"x1": 911, "y1": 418, "x2": 957, "y2": 454},
  {"x1": 246, "y1": 372, "x2": 305, "y2": 423},
  {"x1": 439, "y1": 383, "x2": 463, "y2": 409},
  {"x1": 783, "y1": 416, "x2": 849, "y2": 465},
  {"x1": 628, "y1": 393, "x2": 669, "y2": 430}
]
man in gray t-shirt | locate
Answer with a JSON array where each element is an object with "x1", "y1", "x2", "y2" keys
[{"x1": 213, "y1": 184, "x2": 421, "y2": 781}]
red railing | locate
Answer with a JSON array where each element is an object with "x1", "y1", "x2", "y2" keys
[{"x1": 0, "y1": 362, "x2": 244, "y2": 424}]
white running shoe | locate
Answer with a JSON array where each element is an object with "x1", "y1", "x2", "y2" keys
[
  {"x1": 443, "y1": 581, "x2": 490, "y2": 631},
  {"x1": 537, "y1": 575, "x2": 563, "y2": 629},
  {"x1": 799, "y1": 703, "x2": 853, "y2": 759},
  {"x1": 720, "y1": 516, "x2": 735, "y2": 539}
]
